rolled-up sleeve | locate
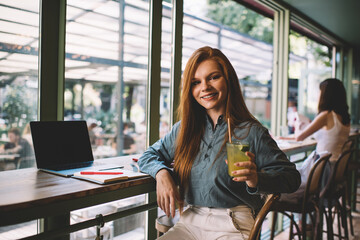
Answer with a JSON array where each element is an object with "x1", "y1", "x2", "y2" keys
[{"x1": 138, "y1": 122, "x2": 180, "y2": 178}]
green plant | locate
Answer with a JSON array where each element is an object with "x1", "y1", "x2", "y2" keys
[
  {"x1": 2, "y1": 84, "x2": 35, "y2": 129},
  {"x1": 207, "y1": 0, "x2": 273, "y2": 44}
]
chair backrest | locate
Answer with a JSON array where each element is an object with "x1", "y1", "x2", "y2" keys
[
  {"x1": 321, "y1": 149, "x2": 354, "y2": 201},
  {"x1": 341, "y1": 138, "x2": 354, "y2": 152},
  {"x1": 332, "y1": 150, "x2": 353, "y2": 184},
  {"x1": 248, "y1": 194, "x2": 280, "y2": 240},
  {"x1": 303, "y1": 154, "x2": 331, "y2": 205}
]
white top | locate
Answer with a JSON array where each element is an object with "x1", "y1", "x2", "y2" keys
[{"x1": 314, "y1": 111, "x2": 350, "y2": 161}]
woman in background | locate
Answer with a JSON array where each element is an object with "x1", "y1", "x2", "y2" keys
[
  {"x1": 295, "y1": 78, "x2": 350, "y2": 161},
  {"x1": 282, "y1": 78, "x2": 350, "y2": 202},
  {"x1": 139, "y1": 46, "x2": 300, "y2": 239}
]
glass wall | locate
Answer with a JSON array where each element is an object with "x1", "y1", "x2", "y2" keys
[
  {"x1": 0, "y1": 0, "x2": 357, "y2": 239},
  {"x1": 0, "y1": 1, "x2": 40, "y2": 238},
  {"x1": 287, "y1": 30, "x2": 332, "y2": 133},
  {"x1": 64, "y1": 1, "x2": 150, "y2": 239},
  {"x1": 182, "y1": 0, "x2": 274, "y2": 128},
  {"x1": 0, "y1": 1, "x2": 38, "y2": 172},
  {"x1": 65, "y1": 0, "x2": 149, "y2": 159}
]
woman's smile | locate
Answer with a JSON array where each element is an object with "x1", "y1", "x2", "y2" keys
[{"x1": 201, "y1": 92, "x2": 218, "y2": 100}]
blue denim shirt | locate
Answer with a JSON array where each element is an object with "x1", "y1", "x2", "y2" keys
[{"x1": 139, "y1": 117, "x2": 300, "y2": 210}]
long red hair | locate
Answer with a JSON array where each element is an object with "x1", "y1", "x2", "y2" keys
[{"x1": 174, "y1": 46, "x2": 258, "y2": 203}]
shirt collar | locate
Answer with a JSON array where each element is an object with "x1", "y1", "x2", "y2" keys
[
  {"x1": 217, "y1": 115, "x2": 224, "y2": 125},
  {"x1": 206, "y1": 114, "x2": 225, "y2": 128}
]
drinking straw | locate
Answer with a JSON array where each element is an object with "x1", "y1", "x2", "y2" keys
[{"x1": 227, "y1": 118, "x2": 232, "y2": 143}]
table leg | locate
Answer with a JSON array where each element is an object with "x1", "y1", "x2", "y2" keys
[
  {"x1": 39, "y1": 213, "x2": 70, "y2": 240},
  {"x1": 145, "y1": 191, "x2": 157, "y2": 240}
]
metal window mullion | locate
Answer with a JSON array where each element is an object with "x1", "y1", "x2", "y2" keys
[
  {"x1": 116, "y1": 0, "x2": 125, "y2": 155},
  {"x1": 280, "y1": 10, "x2": 290, "y2": 130},
  {"x1": 270, "y1": 10, "x2": 280, "y2": 135},
  {"x1": 146, "y1": 0, "x2": 162, "y2": 147},
  {"x1": 145, "y1": 1, "x2": 162, "y2": 240},
  {"x1": 38, "y1": 1, "x2": 67, "y2": 237},
  {"x1": 276, "y1": 10, "x2": 284, "y2": 135},
  {"x1": 332, "y1": 46, "x2": 337, "y2": 78},
  {"x1": 345, "y1": 48, "x2": 353, "y2": 115},
  {"x1": 38, "y1": 0, "x2": 66, "y2": 121},
  {"x1": 170, "y1": 0, "x2": 183, "y2": 125},
  {"x1": 337, "y1": 48, "x2": 344, "y2": 80},
  {"x1": 271, "y1": 9, "x2": 289, "y2": 136}
]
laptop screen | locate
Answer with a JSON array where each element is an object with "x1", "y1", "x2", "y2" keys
[{"x1": 30, "y1": 121, "x2": 94, "y2": 170}]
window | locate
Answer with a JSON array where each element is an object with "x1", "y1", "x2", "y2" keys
[
  {"x1": 0, "y1": 1, "x2": 38, "y2": 173},
  {"x1": 287, "y1": 30, "x2": 332, "y2": 133},
  {"x1": 0, "y1": 1, "x2": 40, "y2": 238},
  {"x1": 65, "y1": 0, "x2": 149, "y2": 159},
  {"x1": 65, "y1": 0, "x2": 150, "y2": 238},
  {"x1": 182, "y1": 0, "x2": 274, "y2": 128}
]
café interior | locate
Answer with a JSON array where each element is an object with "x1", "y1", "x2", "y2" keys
[{"x1": 0, "y1": 0, "x2": 359, "y2": 239}]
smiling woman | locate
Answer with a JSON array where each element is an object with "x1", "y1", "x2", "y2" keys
[{"x1": 138, "y1": 46, "x2": 301, "y2": 240}]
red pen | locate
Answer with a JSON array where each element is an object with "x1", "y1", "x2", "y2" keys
[{"x1": 80, "y1": 171, "x2": 123, "y2": 175}]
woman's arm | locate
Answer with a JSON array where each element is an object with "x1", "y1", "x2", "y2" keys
[
  {"x1": 138, "y1": 122, "x2": 181, "y2": 217},
  {"x1": 138, "y1": 122, "x2": 180, "y2": 178},
  {"x1": 155, "y1": 169, "x2": 182, "y2": 218},
  {"x1": 253, "y1": 125, "x2": 301, "y2": 194},
  {"x1": 295, "y1": 111, "x2": 328, "y2": 141}
]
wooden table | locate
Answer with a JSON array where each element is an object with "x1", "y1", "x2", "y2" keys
[
  {"x1": 0, "y1": 155, "x2": 156, "y2": 239},
  {"x1": 279, "y1": 139, "x2": 317, "y2": 156},
  {"x1": 278, "y1": 131, "x2": 360, "y2": 157}
]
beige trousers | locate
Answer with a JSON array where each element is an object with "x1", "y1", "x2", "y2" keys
[{"x1": 159, "y1": 205, "x2": 255, "y2": 240}]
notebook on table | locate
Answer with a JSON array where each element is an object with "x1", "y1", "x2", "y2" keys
[
  {"x1": 72, "y1": 169, "x2": 149, "y2": 184},
  {"x1": 30, "y1": 120, "x2": 114, "y2": 177}
]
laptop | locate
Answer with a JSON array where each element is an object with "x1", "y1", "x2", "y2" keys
[{"x1": 30, "y1": 120, "x2": 111, "y2": 177}]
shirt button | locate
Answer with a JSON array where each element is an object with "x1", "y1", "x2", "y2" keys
[
  {"x1": 208, "y1": 145, "x2": 212, "y2": 149},
  {"x1": 205, "y1": 154, "x2": 209, "y2": 158}
]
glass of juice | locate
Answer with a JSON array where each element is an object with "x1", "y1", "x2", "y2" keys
[{"x1": 226, "y1": 141, "x2": 250, "y2": 177}]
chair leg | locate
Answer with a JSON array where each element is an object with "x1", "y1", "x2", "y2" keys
[
  {"x1": 339, "y1": 198, "x2": 349, "y2": 239},
  {"x1": 336, "y1": 206, "x2": 342, "y2": 238},
  {"x1": 289, "y1": 213, "x2": 294, "y2": 240},
  {"x1": 325, "y1": 206, "x2": 334, "y2": 240},
  {"x1": 346, "y1": 173, "x2": 355, "y2": 236},
  {"x1": 348, "y1": 206, "x2": 354, "y2": 236},
  {"x1": 342, "y1": 197, "x2": 350, "y2": 239},
  {"x1": 301, "y1": 212, "x2": 310, "y2": 240},
  {"x1": 270, "y1": 211, "x2": 277, "y2": 240},
  {"x1": 315, "y1": 201, "x2": 325, "y2": 240}
]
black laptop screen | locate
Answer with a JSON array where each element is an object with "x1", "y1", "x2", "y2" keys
[{"x1": 30, "y1": 121, "x2": 94, "y2": 169}]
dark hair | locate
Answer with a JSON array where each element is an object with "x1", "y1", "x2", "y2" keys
[
  {"x1": 318, "y1": 78, "x2": 350, "y2": 125},
  {"x1": 8, "y1": 127, "x2": 21, "y2": 136}
]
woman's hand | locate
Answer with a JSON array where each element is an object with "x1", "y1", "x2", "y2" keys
[
  {"x1": 229, "y1": 152, "x2": 258, "y2": 188},
  {"x1": 155, "y1": 169, "x2": 182, "y2": 218}
]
